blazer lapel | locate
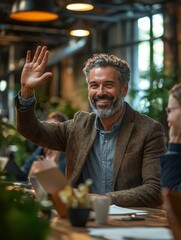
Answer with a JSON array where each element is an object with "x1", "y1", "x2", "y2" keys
[
  {"x1": 112, "y1": 103, "x2": 135, "y2": 187},
  {"x1": 71, "y1": 117, "x2": 97, "y2": 183}
]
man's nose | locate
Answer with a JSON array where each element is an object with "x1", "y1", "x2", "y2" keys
[{"x1": 97, "y1": 86, "x2": 106, "y2": 95}]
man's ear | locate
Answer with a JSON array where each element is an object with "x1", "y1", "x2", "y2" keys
[{"x1": 122, "y1": 83, "x2": 128, "y2": 97}]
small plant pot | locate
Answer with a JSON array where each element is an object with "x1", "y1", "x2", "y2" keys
[{"x1": 67, "y1": 207, "x2": 90, "y2": 227}]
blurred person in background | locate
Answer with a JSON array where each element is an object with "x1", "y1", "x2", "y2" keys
[
  {"x1": 160, "y1": 83, "x2": 181, "y2": 240},
  {"x1": 160, "y1": 83, "x2": 181, "y2": 191},
  {"x1": 22, "y1": 111, "x2": 68, "y2": 176}
]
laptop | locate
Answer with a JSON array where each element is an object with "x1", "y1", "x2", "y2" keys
[{"x1": 2, "y1": 156, "x2": 27, "y2": 181}]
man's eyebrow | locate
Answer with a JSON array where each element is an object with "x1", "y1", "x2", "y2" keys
[{"x1": 89, "y1": 80, "x2": 115, "y2": 83}]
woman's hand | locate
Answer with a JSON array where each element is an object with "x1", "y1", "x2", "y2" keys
[
  {"x1": 169, "y1": 125, "x2": 181, "y2": 144},
  {"x1": 29, "y1": 156, "x2": 57, "y2": 176},
  {"x1": 21, "y1": 46, "x2": 53, "y2": 99}
]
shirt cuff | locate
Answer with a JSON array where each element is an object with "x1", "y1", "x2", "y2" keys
[
  {"x1": 17, "y1": 91, "x2": 35, "y2": 110},
  {"x1": 168, "y1": 143, "x2": 181, "y2": 153},
  {"x1": 18, "y1": 91, "x2": 35, "y2": 106}
]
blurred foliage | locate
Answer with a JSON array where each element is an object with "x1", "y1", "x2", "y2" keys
[
  {"x1": 0, "y1": 181, "x2": 50, "y2": 240},
  {"x1": 140, "y1": 65, "x2": 176, "y2": 121},
  {"x1": 0, "y1": 120, "x2": 30, "y2": 166},
  {"x1": 129, "y1": 65, "x2": 179, "y2": 124},
  {"x1": 36, "y1": 96, "x2": 79, "y2": 120}
]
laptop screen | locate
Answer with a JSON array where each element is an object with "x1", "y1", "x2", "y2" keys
[{"x1": 4, "y1": 157, "x2": 27, "y2": 181}]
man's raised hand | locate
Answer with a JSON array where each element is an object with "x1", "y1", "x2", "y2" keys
[{"x1": 21, "y1": 46, "x2": 53, "y2": 99}]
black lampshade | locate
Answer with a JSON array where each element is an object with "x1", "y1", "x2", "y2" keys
[{"x1": 9, "y1": 0, "x2": 59, "y2": 22}]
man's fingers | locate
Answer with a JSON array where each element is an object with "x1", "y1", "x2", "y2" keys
[
  {"x1": 37, "y1": 46, "x2": 48, "y2": 65},
  {"x1": 25, "y1": 50, "x2": 31, "y2": 63},
  {"x1": 42, "y1": 50, "x2": 49, "y2": 67},
  {"x1": 32, "y1": 45, "x2": 43, "y2": 63}
]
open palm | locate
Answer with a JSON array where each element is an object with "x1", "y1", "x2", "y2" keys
[{"x1": 21, "y1": 46, "x2": 53, "y2": 90}]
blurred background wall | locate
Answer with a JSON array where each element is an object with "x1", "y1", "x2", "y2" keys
[{"x1": 0, "y1": 0, "x2": 181, "y2": 162}]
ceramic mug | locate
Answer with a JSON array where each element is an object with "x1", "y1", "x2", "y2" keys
[{"x1": 93, "y1": 196, "x2": 110, "y2": 224}]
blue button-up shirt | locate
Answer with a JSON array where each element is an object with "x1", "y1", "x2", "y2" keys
[{"x1": 80, "y1": 106, "x2": 126, "y2": 194}]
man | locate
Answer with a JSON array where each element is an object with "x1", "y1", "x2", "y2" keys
[{"x1": 15, "y1": 46, "x2": 165, "y2": 207}]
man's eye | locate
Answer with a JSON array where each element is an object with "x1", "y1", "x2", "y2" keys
[
  {"x1": 90, "y1": 85, "x2": 98, "y2": 89},
  {"x1": 106, "y1": 84, "x2": 113, "y2": 88}
]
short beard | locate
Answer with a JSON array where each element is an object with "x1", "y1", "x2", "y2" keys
[{"x1": 89, "y1": 95, "x2": 123, "y2": 118}]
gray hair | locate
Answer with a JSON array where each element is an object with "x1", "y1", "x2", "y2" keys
[{"x1": 83, "y1": 53, "x2": 130, "y2": 85}]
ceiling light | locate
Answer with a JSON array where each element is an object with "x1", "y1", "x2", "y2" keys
[
  {"x1": 9, "y1": 0, "x2": 59, "y2": 22},
  {"x1": 66, "y1": 1, "x2": 94, "y2": 11},
  {"x1": 0, "y1": 80, "x2": 7, "y2": 92},
  {"x1": 69, "y1": 20, "x2": 90, "y2": 37},
  {"x1": 70, "y1": 29, "x2": 90, "y2": 37}
]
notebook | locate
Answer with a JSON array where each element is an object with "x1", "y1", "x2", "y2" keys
[{"x1": 29, "y1": 175, "x2": 47, "y2": 200}]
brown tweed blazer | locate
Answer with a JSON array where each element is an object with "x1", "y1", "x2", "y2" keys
[{"x1": 15, "y1": 97, "x2": 166, "y2": 207}]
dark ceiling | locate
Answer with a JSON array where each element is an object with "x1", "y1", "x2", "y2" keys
[{"x1": 0, "y1": 0, "x2": 171, "y2": 49}]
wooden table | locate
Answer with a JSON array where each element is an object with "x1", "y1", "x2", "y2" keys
[
  {"x1": 1, "y1": 183, "x2": 170, "y2": 240},
  {"x1": 48, "y1": 207, "x2": 169, "y2": 240}
]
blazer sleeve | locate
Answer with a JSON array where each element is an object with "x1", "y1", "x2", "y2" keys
[{"x1": 106, "y1": 113, "x2": 166, "y2": 208}]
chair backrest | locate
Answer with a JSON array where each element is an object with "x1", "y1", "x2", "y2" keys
[{"x1": 166, "y1": 189, "x2": 181, "y2": 224}]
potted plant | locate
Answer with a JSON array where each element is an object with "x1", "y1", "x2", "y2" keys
[
  {"x1": 58, "y1": 179, "x2": 93, "y2": 227},
  {"x1": 0, "y1": 178, "x2": 50, "y2": 240}
]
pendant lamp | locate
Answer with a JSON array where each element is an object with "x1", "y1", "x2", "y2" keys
[
  {"x1": 9, "y1": 0, "x2": 59, "y2": 22},
  {"x1": 69, "y1": 20, "x2": 90, "y2": 37},
  {"x1": 66, "y1": 0, "x2": 94, "y2": 11}
]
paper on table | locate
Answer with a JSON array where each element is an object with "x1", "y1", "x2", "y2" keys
[
  {"x1": 109, "y1": 205, "x2": 148, "y2": 215},
  {"x1": 88, "y1": 227, "x2": 173, "y2": 240},
  {"x1": 34, "y1": 167, "x2": 67, "y2": 193}
]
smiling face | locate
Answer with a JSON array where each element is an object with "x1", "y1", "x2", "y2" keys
[
  {"x1": 167, "y1": 94, "x2": 181, "y2": 129},
  {"x1": 88, "y1": 66, "x2": 128, "y2": 119}
]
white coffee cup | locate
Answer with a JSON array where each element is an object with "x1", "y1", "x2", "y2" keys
[{"x1": 93, "y1": 196, "x2": 110, "y2": 224}]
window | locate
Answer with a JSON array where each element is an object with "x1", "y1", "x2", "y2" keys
[
  {"x1": 104, "y1": 8, "x2": 164, "y2": 117},
  {"x1": 131, "y1": 14, "x2": 164, "y2": 113}
]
